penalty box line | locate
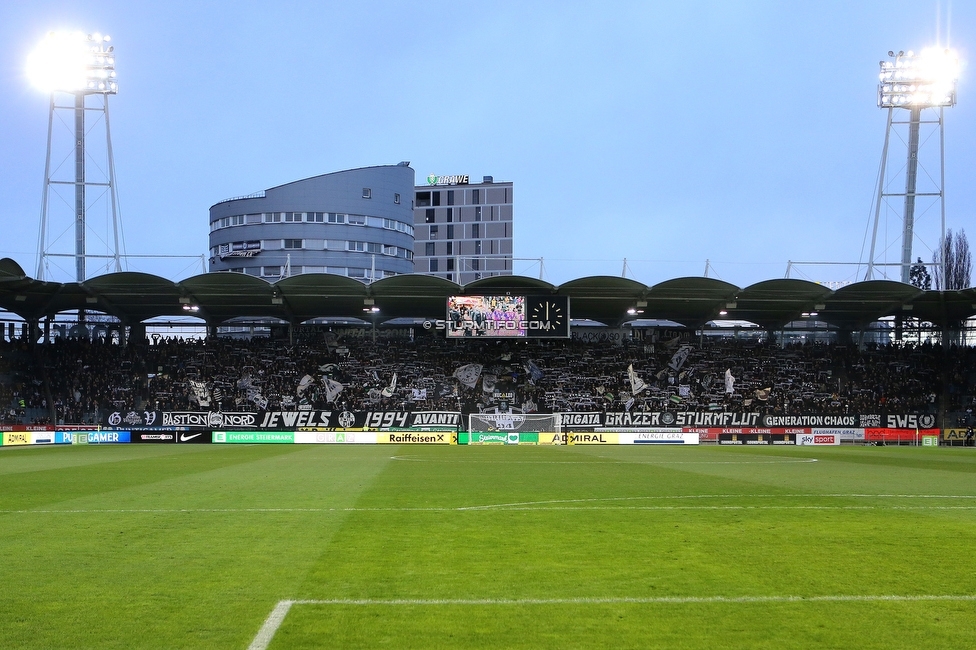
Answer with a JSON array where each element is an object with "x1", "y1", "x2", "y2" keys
[{"x1": 248, "y1": 594, "x2": 976, "y2": 650}]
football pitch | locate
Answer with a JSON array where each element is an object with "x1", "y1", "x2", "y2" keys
[{"x1": 2, "y1": 443, "x2": 976, "y2": 649}]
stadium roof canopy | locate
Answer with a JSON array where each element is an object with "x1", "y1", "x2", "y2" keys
[{"x1": 1, "y1": 257, "x2": 973, "y2": 330}]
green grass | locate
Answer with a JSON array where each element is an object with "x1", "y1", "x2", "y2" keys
[{"x1": 2, "y1": 443, "x2": 976, "y2": 648}]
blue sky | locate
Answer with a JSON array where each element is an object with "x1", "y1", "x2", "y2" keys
[{"x1": 0, "y1": 1, "x2": 972, "y2": 288}]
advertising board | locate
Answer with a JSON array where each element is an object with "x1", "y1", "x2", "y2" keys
[
  {"x1": 131, "y1": 432, "x2": 177, "y2": 443},
  {"x1": 294, "y1": 432, "x2": 376, "y2": 444},
  {"x1": 796, "y1": 432, "x2": 841, "y2": 446},
  {"x1": 616, "y1": 430, "x2": 700, "y2": 445},
  {"x1": 3, "y1": 432, "x2": 31, "y2": 446},
  {"x1": 212, "y1": 431, "x2": 295, "y2": 444},
  {"x1": 376, "y1": 432, "x2": 455, "y2": 444},
  {"x1": 538, "y1": 433, "x2": 619, "y2": 445},
  {"x1": 718, "y1": 432, "x2": 795, "y2": 445},
  {"x1": 29, "y1": 432, "x2": 56, "y2": 445},
  {"x1": 863, "y1": 428, "x2": 939, "y2": 443},
  {"x1": 86, "y1": 431, "x2": 131, "y2": 444},
  {"x1": 460, "y1": 432, "x2": 540, "y2": 445}
]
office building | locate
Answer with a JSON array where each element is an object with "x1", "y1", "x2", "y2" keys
[{"x1": 413, "y1": 175, "x2": 513, "y2": 284}]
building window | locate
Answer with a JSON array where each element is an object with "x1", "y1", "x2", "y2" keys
[
  {"x1": 446, "y1": 208, "x2": 453, "y2": 223},
  {"x1": 475, "y1": 206, "x2": 482, "y2": 221},
  {"x1": 416, "y1": 191, "x2": 431, "y2": 207},
  {"x1": 307, "y1": 212, "x2": 325, "y2": 222},
  {"x1": 283, "y1": 212, "x2": 302, "y2": 222},
  {"x1": 362, "y1": 188, "x2": 371, "y2": 199},
  {"x1": 262, "y1": 266, "x2": 281, "y2": 277},
  {"x1": 472, "y1": 258, "x2": 480, "y2": 271},
  {"x1": 347, "y1": 241, "x2": 366, "y2": 252},
  {"x1": 348, "y1": 268, "x2": 369, "y2": 278},
  {"x1": 447, "y1": 190, "x2": 455, "y2": 206},
  {"x1": 347, "y1": 214, "x2": 366, "y2": 225},
  {"x1": 472, "y1": 189, "x2": 480, "y2": 205},
  {"x1": 383, "y1": 245, "x2": 397, "y2": 256},
  {"x1": 425, "y1": 242, "x2": 435, "y2": 256},
  {"x1": 425, "y1": 208, "x2": 435, "y2": 224},
  {"x1": 446, "y1": 258, "x2": 455, "y2": 271},
  {"x1": 284, "y1": 239, "x2": 303, "y2": 249},
  {"x1": 328, "y1": 213, "x2": 345, "y2": 224},
  {"x1": 471, "y1": 223, "x2": 480, "y2": 238},
  {"x1": 447, "y1": 225, "x2": 454, "y2": 239},
  {"x1": 475, "y1": 240, "x2": 482, "y2": 255},
  {"x1": 430, "y1": 225, "x2": 438, "y2": 239},
  {"x1": 265, "y1": 212, "x2": 282, "y2": 223},
  {"x1": 394, "y1": 193, "x2": 400, "y2": 204},
  {"x1": 432, "y1": 191, "x2": 441, "y2": 207},
  {"x1": 429, "y1": 259, "x2": 439, "y2": 273}
]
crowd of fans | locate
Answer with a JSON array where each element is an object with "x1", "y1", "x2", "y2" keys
[{"x1": 1, "y1": 329, "x2": 974, "y2": 426}]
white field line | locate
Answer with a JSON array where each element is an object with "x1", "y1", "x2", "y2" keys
[
  {"x1": 6, "y1": 493, "x2": 976, "y2": 515},
  {"x1": 5, "y1": 505, "x2": 976, "y2": 515},
  {"x1": 248, "y1": 594, "x2": 976, "y2": 650},
  {"x1": 247, "y1": 600, "x2": 294, "y2": 650}
]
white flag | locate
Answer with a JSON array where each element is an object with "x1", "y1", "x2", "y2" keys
[
  {"x1": 668, "y1": 345, "x2": 693, "y2": 371},
  {"x1": 724, "y1": 368, "x2": 735, "y2": 394},
  {"x1": 381, "y1": 373, "x2": 398, "y2": 398},
  {"x1": 627, "y1": 364, "x2": 647, "y2": 395},
  {"x1": 482, "y1": 374, "x2": 497, "y2": 394},
  {"x1": 189, "y1": 380, "x2": 211, "y2": 408},
  {"x1": 322, "y1": 377, "x2": 344, "y2": 403},
  {"x1": 297, "y1": 374, "x2": 315, "y2": 395},
  {"x1": 453, "y1": 363, "x2": 483, "y2": 389}
]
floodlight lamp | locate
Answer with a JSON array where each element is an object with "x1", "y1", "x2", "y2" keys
[
  {"x1": 27, "y1": 30, "x2": 118, "y2": 95},
  {"x1": 878, "y1": 48, "x2": 958, "y2": 108}
]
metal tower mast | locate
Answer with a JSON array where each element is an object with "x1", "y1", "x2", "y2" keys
[
  {"x1": 29, "y1": 31, "x2": 121, "y2": 282},
  {"x1": 864, "y1": 49, "x2": 958, "y2": 283}
]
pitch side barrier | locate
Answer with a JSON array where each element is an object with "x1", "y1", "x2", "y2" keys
[{"x1": 29, "y1": 410, "x2": 939, "y2": 446}]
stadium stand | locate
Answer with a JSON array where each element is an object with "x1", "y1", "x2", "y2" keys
[{"x1": 2, "y1": 333, "x2": 973, "y2": 427}]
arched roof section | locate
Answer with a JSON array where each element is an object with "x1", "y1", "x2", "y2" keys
[
  {"x1": 731, "y1": 279, "x2": 834, "y2": 330},
  {"x1": 0, "y1": 258, "x2": 28, "y2": 281},
  {"x1": 274, "y1": 273, "x2": 368, "y2": 322},
  {"x1": 645, "y1": 277, "x2": 740, "y2": 328},
  {"x1": 369, "y1": 274, "x2": 460, "y2": 321},
  {"x1": 899, "y1": 288, "x2": 976, "y2": 327},
  {"x1": 180, "y1": 272, "x2": 277, "y2": 324},
  {"x1": 819, "y1": 280, "x2": 924, "y2": 329},
  {"x1": 84, "y1": 272, "x2": 183, "y2": 322},
  {"x1": 558, "y1": 276, "x2": 649, "y2": 326},
  {"x1": 0, "y1": 259, "x2": 69, "y2": 321},
  {"x1": 463, "y1": 275, "x2": 557, "y2": 294}
]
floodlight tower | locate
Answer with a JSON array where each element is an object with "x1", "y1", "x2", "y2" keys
[
  {"x1": 28, "y1": 31, "x2": 121, "y2": 282},
  {"x1": 865, "y1": 48, "x2": 959, "y2": 283}
]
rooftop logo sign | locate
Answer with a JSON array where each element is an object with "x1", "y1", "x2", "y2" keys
[{"x1": 427, "y1": 174, "x2": 469, "y2": 186}]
